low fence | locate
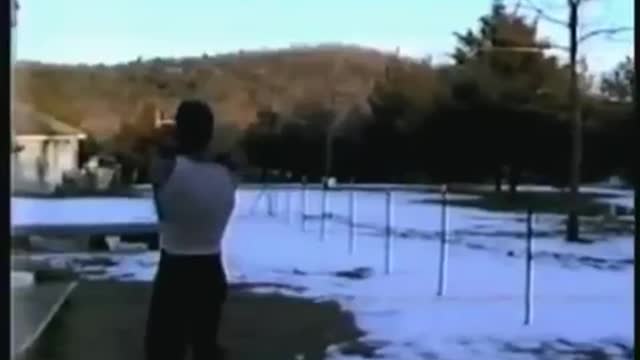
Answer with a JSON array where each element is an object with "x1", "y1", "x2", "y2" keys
[
  {"x1": 14, "y1": 181, "x2": 552, "y2": 326},
  {"x1": 250, "y1": 181, "x2": 538, "y2": 326}
]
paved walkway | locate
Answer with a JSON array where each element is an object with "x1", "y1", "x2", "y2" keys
[
  {"x1": 12, "y1": 281, "x2": 77, "y2": 358},
  {"x1": 18, "y1": 281, "x2": 365, "y2": 360}
]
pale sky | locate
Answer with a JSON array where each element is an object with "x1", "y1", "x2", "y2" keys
[{"x1": 15, "y1": 0, "x2": 634, "y2": 73}]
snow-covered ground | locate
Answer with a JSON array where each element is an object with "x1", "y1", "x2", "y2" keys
[
  {"x1": 11, "y1": 187, "x2": 634, "y2": 359},
  {"x1": 11, "y1": 197, "x2": 157, "y2": 227}
]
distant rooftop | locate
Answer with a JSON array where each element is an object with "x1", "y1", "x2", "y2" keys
[{"x1": 13, "y1": 103, "x2": 86, "y2": 137}]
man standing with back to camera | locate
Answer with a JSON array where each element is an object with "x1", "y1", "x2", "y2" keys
[{"x1": 145, "y1": 100, "x2": 236, "y2": 360}]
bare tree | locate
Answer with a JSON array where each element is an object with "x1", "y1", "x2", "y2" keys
[
  {"x1": 520, "y1": 0, "x2": 633, "y2": 242},
  {"x1": 600, "y1": 56, "x2": 634, "y2": 102}
]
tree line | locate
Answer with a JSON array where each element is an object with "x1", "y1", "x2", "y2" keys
[
  {"x1": 240, "y1": 2, "x2": 634, "y2": 190},
  {"x1": 15, "y1": 2, "x2": 634, "y2": 190}
]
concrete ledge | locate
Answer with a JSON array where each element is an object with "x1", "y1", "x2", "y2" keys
[
  {"x1": 11, "y1": 271, "x2": 34, "y2": 289},
  {"x1": 11, "y1": 223, "x2": 158, "y2": 237},
  {"x1": 12, "y1": 281, "x2": 78, "y2": 358}
]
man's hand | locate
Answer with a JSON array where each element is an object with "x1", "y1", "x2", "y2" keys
[
  {"x1": 214, "y1": 152, "x2": 241, "y2": 188},
  {"x1": 152, "y1": 124, "x2": 176, "y2": 157}
]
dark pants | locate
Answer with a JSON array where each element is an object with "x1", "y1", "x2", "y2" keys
[{"x1": 145, "y1": 250, "x2": 227, "y2": 360}]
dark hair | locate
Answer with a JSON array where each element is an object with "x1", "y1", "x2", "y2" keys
[{"x1": 174, "y1": 100, "x2": 214, "y2": 155}]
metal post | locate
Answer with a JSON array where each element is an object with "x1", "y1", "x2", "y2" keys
[
  {"x1": 384, "y1": 190, "x2": 394, "y2": 274},
  {"x1": 285, "y1": 185, "x2": 291, "y2": 224},
  {"x1": 273, "y1": 186, "x2": 279, "y2": 216},
  {"x1": 609, "y1": 203, "x2": 616, "y2": 218},
  {"x1": 267, "y1": 190, "x2": 274, "y2": 216},
  {"x1": 285, "y1": 172, "x2": 292, "y2": 224},
  {"x1": 633, "y1": 54, "x2": 639, "y2": 245},
  {"x1": 320, "y1": 186, "x2": 328, "y2": 241},
  {"x1": 268, "y1": 170, "x2": 280, "y2": 217},
  {"x1": 267, "y1": 179, "x2": 275, "y2": 217},
  {"x1": 301, "y1": 176, "x2": 308, "y2": 232},
  {"x1": 524, "y1": 208, "x2": 535, "y2": 326},
  {"x1": 348, "y1": 187, "x2": 357, "y2": 254},
  {"x1": 437, "y1": 184, "x2": 449, "y2": 296}
]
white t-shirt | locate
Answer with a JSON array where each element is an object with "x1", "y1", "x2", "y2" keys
[{"x1": 154, "y1": 156, "x2": 236, "y2": 255}]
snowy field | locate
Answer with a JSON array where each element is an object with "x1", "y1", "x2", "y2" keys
[{"x1": 11, "y1": 186, "x2": 635, "y2": 359}]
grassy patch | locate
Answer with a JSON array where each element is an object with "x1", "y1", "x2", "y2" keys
[
  {"x1": 579, "y1": 216, "x2": 635, "y2": 238},
  {"x1": 12, "y1": 186, "x2": 144, "y2": 199},
  {"x1": 20, "y1": 281, "x2": 369, "y2": 360}
]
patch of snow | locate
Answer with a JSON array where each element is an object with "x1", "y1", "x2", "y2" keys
[
  {"x1": 10, "y1": 187, "x2": 634, "y2": 359},
  {"x1": 11, "y1": 271, "x2": 35, "y2": 288},
  {"x1": 11, "y1": 197, "x2": 158, "y2": 226}
]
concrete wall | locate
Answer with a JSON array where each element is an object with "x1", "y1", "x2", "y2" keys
[{"x1": 12, "y1": 136, "x2": 81, "y2": 193}]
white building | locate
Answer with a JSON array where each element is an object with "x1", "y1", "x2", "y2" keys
[
  {"x1": 12, "y1": 104, "x2": 87, "y2": 193},
  {"x1": 154, "y1": 108, "x2": 175, "y2": 128}
]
